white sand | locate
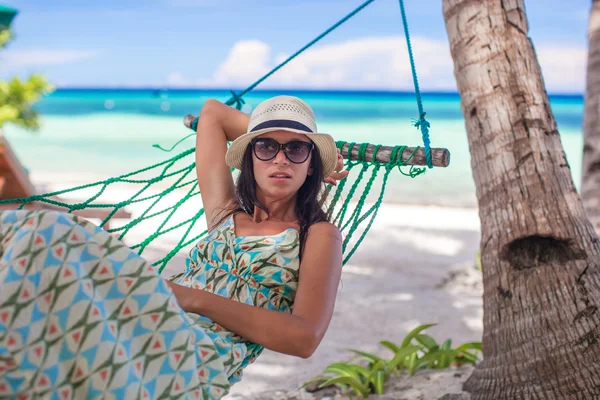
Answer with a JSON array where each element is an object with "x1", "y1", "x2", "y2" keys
[
  {"x1": 245, "y1": 364, "x2": 474, "y2": 399},
  {"x1": 44, "y1": 182, "x2": 483, "y2": 399}
]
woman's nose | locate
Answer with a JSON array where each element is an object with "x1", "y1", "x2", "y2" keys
[{"x1": 273, "y1": 149, "x2": 289, "y2": 165}]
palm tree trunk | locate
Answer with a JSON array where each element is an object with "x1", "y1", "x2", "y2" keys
[
  {"x1": 443, "y1": 0, "x2": 600, "y2": 398},
  {"x1": 583, "y1": 0, "x2": 600, "y2": 235}
]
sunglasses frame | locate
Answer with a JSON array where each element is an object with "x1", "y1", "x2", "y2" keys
[{"x1": 250, "y1": 137, "x2": 314, "y2": 164}]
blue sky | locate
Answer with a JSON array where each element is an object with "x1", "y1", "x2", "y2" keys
[{"x1": 0, "y1": 0, "x2": 590, "y2": 93}]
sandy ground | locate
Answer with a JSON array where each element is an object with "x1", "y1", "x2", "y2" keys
[{"x1": 243, "y1": 364, "x2": 475, "y2": 399}]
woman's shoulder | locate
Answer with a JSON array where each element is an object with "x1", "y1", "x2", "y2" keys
[
  {"x1": 207, "y1": 201, "x2": 239, "y2": 232},
  {"x1": 306, "y1": 221, "x2": 342, "y2": 240},
  {"x1": 301, "y1": 221, "x2": 343, "y2": 266}
]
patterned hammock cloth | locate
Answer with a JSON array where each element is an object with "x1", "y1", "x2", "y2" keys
[{"x1": 0, "y1": 210, "x2": 300, "y2": 399}]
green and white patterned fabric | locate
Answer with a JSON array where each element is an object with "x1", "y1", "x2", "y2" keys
[{"x1": 0, "y1": 210, "x2": 300, "y2": 399}]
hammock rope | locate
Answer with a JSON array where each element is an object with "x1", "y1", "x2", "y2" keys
[
  {"x1": 0, "y1": 0, "x2": 449, "y2": 270},
  {"x1": 397, "y1": 0, "x2": 432, "y2": 168}
]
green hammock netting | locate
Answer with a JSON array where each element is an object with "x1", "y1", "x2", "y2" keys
[{"x1": 0, "y1": 0, "x2": 450, "y2": 272}]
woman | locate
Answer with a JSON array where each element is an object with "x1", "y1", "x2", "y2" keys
[{"x1": 0, "y1": 96, "x2": 348, "y2": 399}]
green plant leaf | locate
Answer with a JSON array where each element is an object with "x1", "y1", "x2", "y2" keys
[
  {"x1": 407, "y1": 352, "x2": 419, "y2": 376},
  {"x1": 324, "y1": 363, "x2": 365, "y2": 383},
  {"x1": 372, "y1": 371, "x2": 386, "y2": 395},
  {"x1": 438, "y1": 339, "x2": 453, "y2": 368},
  {"x1": 455, "y1": 342, "x2": 482, "y2": 352},
  {"x1": 327, "y1": 362, "x2": 371, "y2": 377},
  {"x1": 319, "y1": 376, "x2": 370, "y2": 397},
  {"x1": 401, "y1": 323, "x2": 437, "y2": 348},
  {"x1": 389, "y1": 345, "x2": 422, "y2": 370},
  {"x1": 414, "y1": 358, "x2": 431, "y2": 371},
  {"x1": 0, "y1": 29, "x2": 12, "y2": 49},
  {"x1": 439, "y1": 354, "x2": 450, "y2": 369},
  {"x1": 420, "y1": 350, "x2": 459, "y2": 369},
  {"x1": 344, "y1": 363, "x2": 372, "y2": 377},
  {"x1": 349, "y1": 349, "x2": 384, "y2": 364},
  {"x1": 0, "y1": 74, "x2": 54, "y2": 130},
  {"x1": 380, "y1": 340, "x2": 400, "y2": 354},
  {"x1": 415, "y1": 334, "x2": 439, "y2": 351},
  {"x1": 454, "y1": 351, "x2": 479, "y2": 365},
  {"x1": 365, "y1": 360, "x2": 386, "y2": 383}
]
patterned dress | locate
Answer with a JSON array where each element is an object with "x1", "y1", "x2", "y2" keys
[{"x1": 0, "y1": 210, "x2": 300, "y2": 399}]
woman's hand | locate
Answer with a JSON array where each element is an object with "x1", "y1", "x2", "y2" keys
[
  {"x1": 165, "y1": 280, "x2": 199, "y2": 313},
  {"x1": 324, "y1": 149, "x2": 349, "y2": 186}
]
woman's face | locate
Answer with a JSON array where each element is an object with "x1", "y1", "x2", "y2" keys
[{"x1": 252, "y1": 130, "x2": 314, "y2": 200}]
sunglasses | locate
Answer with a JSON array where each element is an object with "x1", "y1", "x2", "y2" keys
[{"x1": 251, "y1": 138, "x2": 314, "y2": 164}]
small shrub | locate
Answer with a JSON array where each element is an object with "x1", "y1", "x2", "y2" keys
[{"x1": 304, "y1": 323, "x2": 482, "y2": 398}]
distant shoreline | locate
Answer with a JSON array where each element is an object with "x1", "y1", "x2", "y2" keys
[
  {"x1": 6, "y1": 88, "x2": 581, "y2": 210},
  {"x1": 49, "y1": 87, "x2": 584, "y2": 100}
]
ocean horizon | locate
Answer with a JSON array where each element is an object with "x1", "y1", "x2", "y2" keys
[
  {"x1": 50, "y1": 87, "x2": 585, "y2": 97},
  {"x1": 3, "y1": 88, "x2": 585, "y2": 208}
]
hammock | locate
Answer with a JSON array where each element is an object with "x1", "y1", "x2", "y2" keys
[{"x1": 0, "y1": 0, "x2": 451, "y2": 273}]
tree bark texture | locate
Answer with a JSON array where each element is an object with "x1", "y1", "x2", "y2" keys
[
  {"x1": 582, "y1": 0, "x2": 600, "y2": 235},
  {"x1": 443, "y1": 0, "x2": 600, "y2": 398},
  {"x1": 338, "y1": 142, "x2": 450, "y2": 167}
]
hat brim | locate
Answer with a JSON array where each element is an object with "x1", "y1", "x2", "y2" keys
[{"x1": 225, "y1": 127, "x2": 338, "y2": 177}]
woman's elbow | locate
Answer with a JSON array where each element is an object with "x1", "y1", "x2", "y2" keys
[
  {"x1": 296, "y1": 328, "x2": 322, "y2": 359},
  {"x1": 297, "y1": 345, "x2": 317, "y2": 359},
  {"x1": 199, "y1": 98, "x2": 222, "y2": 120}
]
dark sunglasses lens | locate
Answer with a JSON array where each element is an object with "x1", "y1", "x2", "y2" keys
[
  {"x1": 253, "y1": 139, "x2": 279, "y2": 160},
  {"x1": 284, "y1": 141, "x2": 311, "y2": 163}
]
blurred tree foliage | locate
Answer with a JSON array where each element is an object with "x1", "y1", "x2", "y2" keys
[{"x1": 0, "y1": 27, "x2": 54, "y2": 131}]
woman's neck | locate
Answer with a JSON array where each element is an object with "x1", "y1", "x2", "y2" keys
[{"x1": 252, "y1": 191, "x2": 297, "y2": 223}]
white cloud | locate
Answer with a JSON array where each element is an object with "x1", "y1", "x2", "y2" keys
[
  {"x1": 170, "y1": 36, "x2": 456, "y2": 91},
  {"x1": 212, "y1": 40, "x2": 272, "y2": 86},
  {"x1": 167, "y1": 36, "x2": 587, "y2": 93},
  {"x1": 536, "y1": 45, "x2": 586, "y2": 93},
  {"x1": 0, "y1": 49, "x2": 98, "y2": 70}
]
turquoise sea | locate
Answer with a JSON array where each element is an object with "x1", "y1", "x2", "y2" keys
[{"x1": 3, "y1": 89, "x2": 584, "y2": 208}]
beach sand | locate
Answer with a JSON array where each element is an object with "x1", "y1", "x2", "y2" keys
[{"x1": 49, "y1": 183, "x2": 483, "y2": 399}]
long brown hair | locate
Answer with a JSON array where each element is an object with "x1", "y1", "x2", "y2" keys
[{"x1": 217, "y1": 142, "x2": 329, "y2": 258}]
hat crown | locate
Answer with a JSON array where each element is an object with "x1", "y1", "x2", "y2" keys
[
  {"x1": 248, "y1": 96, "x2": 318, "y2": 133},
  {"x1": 226, "y1": 95, "x2": 338, "y2": 177}
]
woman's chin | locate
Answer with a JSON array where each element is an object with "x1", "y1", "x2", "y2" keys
[{"x1": 262, "y1": 185, "x2": 297, "y2": 199}]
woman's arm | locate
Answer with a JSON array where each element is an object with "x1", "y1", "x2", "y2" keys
[
  {"x1": 167, "y1": 222, "x2": 343, "y2": 358},
  {"x1": 195, "y1": 99, "x2": 250, "y2": 229}
]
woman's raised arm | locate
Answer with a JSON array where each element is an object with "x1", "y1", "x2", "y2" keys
[{"x1": 195, "y1": 100, "x2": 250, "y2": 228}]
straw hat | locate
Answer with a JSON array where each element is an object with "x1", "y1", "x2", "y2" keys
[{"x1": 225, "y1": 96, "x2": 338, "y2": 177}]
